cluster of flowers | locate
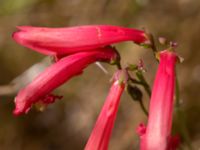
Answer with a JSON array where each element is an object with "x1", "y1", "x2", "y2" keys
[{"x1": 12, "y1": 25, "x2": 179, "y2": 150}]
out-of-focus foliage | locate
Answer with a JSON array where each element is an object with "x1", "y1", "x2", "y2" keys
[
  {"x1": 0, "y1": 0, "x2": 37, "y2": 15},
  {"x1": 0, "y1": 0, "x2": 200, "y2": 149}
]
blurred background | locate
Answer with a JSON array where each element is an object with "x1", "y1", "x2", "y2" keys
[{"x1": 0, "y1": 0, "x2": 200, "y2": 149}]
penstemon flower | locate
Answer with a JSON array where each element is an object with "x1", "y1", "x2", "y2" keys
[
  {"x1": 137, "y1": 50, "x2": 178, "y2": 150},
  {"x1": 13, "y1": 47, "x2": 118, "y2": 115},
  {"x1": 11, "y1": 23, "x2": 184, "y2": 149},
  {"x1": 12, "y1": 25, "x2": 148, "y2": 56},
  {"x1": 85, "y1": 70, "x2": 127, "y2": 150}
]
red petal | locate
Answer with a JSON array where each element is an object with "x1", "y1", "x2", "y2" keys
[
  {"x1": 14, "y1": 47, "x2": 118, "y2": 115},
  {"x1": 13, "y1": 25, "x2": 147, "y2": 56}
]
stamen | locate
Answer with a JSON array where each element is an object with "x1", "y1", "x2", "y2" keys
[{"x1": 95, "y1": 62, "x2": 108, "y2": 74}]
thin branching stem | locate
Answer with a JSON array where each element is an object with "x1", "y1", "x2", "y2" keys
[
  {"x1": 128, "y1": 74, "x2": 149, "y2": 116},
  {"x1": 138, "y1": 99, "x2": 148, "y2": 116}
]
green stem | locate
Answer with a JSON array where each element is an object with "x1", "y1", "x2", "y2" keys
[
  {"x1": 135, "y1": 71, "x2": 151, "y2": 97},
  {"x1": 128, "y1": 77, "x2": 149, "y2": 116},
  {"x1": 149, "y1": 33, "x2": 157, "y2": 54},
  {"x1": 130, "y1": 78, "x2": 151, "y2": 97},
  {"x1": 138, "y1": 99, "x2": 148, "y2": 116}
]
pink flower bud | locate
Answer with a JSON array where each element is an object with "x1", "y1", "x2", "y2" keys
[
  {"x1": 12, "y1": 25, "x2": 147, "y2": 56},
  {"x1": 85, "y1": 70, "x2": 127, "y2": 150},
  {"x1": 14, "y1": 47, "x2": 118, "y2": 115},
  {"x1": 138, "y1": 50, "x2": 178, "y2": 150}
]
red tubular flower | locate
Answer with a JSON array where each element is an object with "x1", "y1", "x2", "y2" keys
[
  {"x1": 138, "y1": 50, "x2": 178, "y2": 150},
  {"x1": 12, "y1": 25, "x2": 148, "y2": 56},
  {"x1": 13, "y1": 47, "x2": 118, "y2": 115},
  {"x1": 85, "y1": 70, "x2": 127, "y2": 150}
]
